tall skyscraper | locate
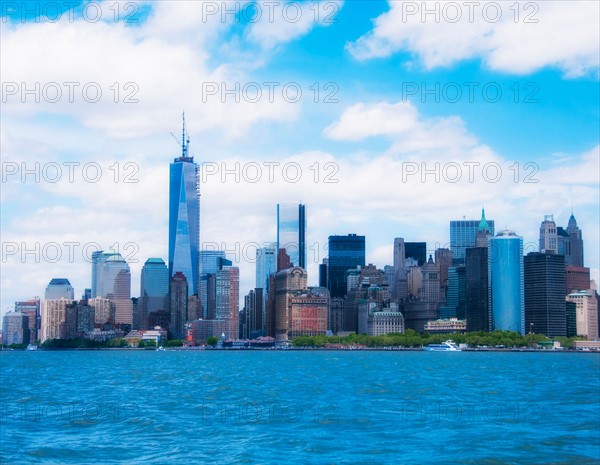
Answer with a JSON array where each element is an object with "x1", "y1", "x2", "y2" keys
[
  {"x1": 200, "y1": 252, "x2": 232, "y2": 320},
  {"x1": 169, "y1": 115, "x2": 200, "y2": 295},
  {"x1": 41, "y1": 298, "x2": 71, "y2": 342},
  {"x1": 393, "y1": 238, "x2": 407, "y2": 300},
  {"x1": 435, "y1": 248, "x2": 452, "y2": 301},
  {"x1": 566, "y1": 213, "x2": 584, "y2": 267},
  {"x1": 215, "y1": 266, "x2": 240, "y2": 340},
  {"x1": 140, "y1": 258, "x2": 169, "y2": 330},
  {"x1": 327, "y1": 234, "x2": 366, "y2": 298},
  {"x1": 524, "y1": 252, "x2": 566, "y2": 337},
  {"x1": 465, "y1": 247, "x2": 489, "y2": 332},
  {"x1": 489, "y1": 230, "x2": 524, "y2": 334},
  {"x1": 44, "y1": 278, "x2": 74, "y2": 300},
  {"x1": 256, "y1": 244, "x2": 277, "y2": 291},
  {"x1": 565, "y1": 266, "x2": 591, "y2": 294},
  {"x1": 169, "y1": 272, "x2": 188, "y2": 339},
  {"x1": 276, "y1": 203, "x2": 306, "y2": 269},
  {"x1": 439, "y1": 265, "x2": 466, "y2": 319},
  {"x1": 450, "y1": 209, "x2": 495, "y2": 265},
  {"x1": 91, "y1": 250, "x2": 103, "y2": 298},
  {"x1": 93, "y1": 252, "x2": 132, "y2": 325},
  {"x1": 539, "y1": 214, "x2": 558, "y2": 254}
]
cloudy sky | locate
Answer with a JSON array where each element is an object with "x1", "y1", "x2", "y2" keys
[{"x1": 1, "y1": 0, "x2": 599, "y2": 316}]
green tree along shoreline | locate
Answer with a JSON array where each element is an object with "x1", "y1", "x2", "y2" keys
[
  {"x1": 0, "y1": 331, "x2": 589, "y2": 350},
  {"x1": 290, "y1": 330, "x2": 588, "y2": 349}
]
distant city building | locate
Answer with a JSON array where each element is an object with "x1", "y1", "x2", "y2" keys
[
  {"x1": 406, "y1": 263, "x2": 422, "y2": 299},
  {"x1": 566, "y1": 291, "x2": 598, "y2": 339},
  {"x1": 2, "y1": 311, "x2": 29, "y2": 346},
  {"x1": 489, "y1": 230, "x2": 524, "y2": 334},
  {"x1": 539, "y1": 214, "x2": 558, "y2": 254},
  {"x1": 88, "y1": 297, "x2": 115, "y2": 328},
  {"x1": 199, "y1": 251, "x2": 228, "y2": 319},
  {"x1": 420, "y1": 256, "x2": 440, "y2": 303},
  {"x1": 140, "y1": 258, "x2": 169, "y2": 330},
  {"x1": 327, "y1": 234, "x2": 366, "y2": 298},
  {"x1": 15, "y1": 299, "x2": 40, "y2": 342},
  {"x1": 215, "y1": 266, "x2": 240, "y2": 340},
  {"x1": 565, "y1": 301, "x2": 577, "y2": 338},
  {"x1": 405, "y1": 242, "x2": 427, "y2": 266},
  {"x1": 393, "y1": 238, "x2": 408, "y2": 300},
  {"x1": 424, "y1": 318, "x2": 467, "y2": 334},
  {"x1": 288, "y1": 289, "x2": 329, "y2": 338},
  {"x1": 435, "y1": 248, "x2": 452, "y2": 302},
  {"x1": 329, "y1": 297, "x2": 345, "y2": 334},
  {"x1": 273, "y1": 267, "x2": 308, "y2": 341},
  {"x1": 565, "y1": 266, "x2": 590, "y2": 294},
  {"x1": 91, "y1": 250, "x2": 103, "y2": 297},
  {"x1": 439, "y1": 266, "x2": 466, "y2": 320},
  {"x1": 465, "y1": 247, "x2": 489, "y2": 332},
  {"x1": 169, "y1": 116, "x2": 200, "y2": 295},
  {"x1": 93, "y1": 252, "x2": 133, "y2": 325},
  {"x1": 41, "y1": 298, "x2": 72, "y2": 342},
  {"x1": 244, "y1": 288, "x2": 265, "y2": 339},
  {"x1": 475, "y1": 209, "x2": 493, "y2": 248},
  {"x1": 367, "y1": 303, "x2": 405, "y2": 336},
  {"x1": 277, "y1": 203, "x2": 306, "y2": 269},
  {"x1": 524, "y1": 252, "x2": 566, "y2": 337},
  {"x1": 44, "y1": 278, "x2": 74, "y2": 300},
  {"x1": 256, "y1": 245, "x2": 277, "y2": 290},
  {"x1": 191, "y1": 319, "x2": 228, "y2": 344},
  {"x1": 450, "y1": 210, "x2": 495, "y2": 265},
  {"x1": 169, "y1": 272, "x2": 188, "y2": 339},
  {"x1": 319, "y1": 260, "x2": 328, "y2": 289},
  {"x1": 566, "y1": 213, "x2": 584, "y2": 267}
]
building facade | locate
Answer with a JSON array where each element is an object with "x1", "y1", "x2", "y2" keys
[
  {"x1": 169, "y1": 118, "x2": 200, "y2": 295},
  {"x1": 140, "y1": 258, "x2": 169, "y2": 330},
  {"x1": 327, "y1": 234, "x2": 366, "y2": 299},
  {"x1": 277, "y1": 203, "x2": 306, "y2": 269},
  {"x1": 489, "y1": 230, "x2": 524, "y2": 334},
  {"x1": 450, "y1": 210, "x2": 495, "y2": 265}
]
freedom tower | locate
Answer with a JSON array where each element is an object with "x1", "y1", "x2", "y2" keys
[{"x1": 168, "y1": 114, "x2": 200, "y2": 296}]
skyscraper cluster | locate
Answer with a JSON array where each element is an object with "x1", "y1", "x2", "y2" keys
[{"x1": 4, "y1": 118, "x2": 597, "y2": 347}]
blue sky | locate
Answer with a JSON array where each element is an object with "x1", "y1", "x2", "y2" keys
[{"x1": 1, "y1": 0, "x2": 599, "y2": 315}]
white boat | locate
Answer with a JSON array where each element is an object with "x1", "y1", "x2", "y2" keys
[
  {"x1": 26, "y1": 344, "x2": 38, "y2": 351},
  {"x1": 424, "y1": 340, "x2": 461, "y2": 351},
  {"x1": 156, "y1": 346, "x2": 165, "y2": 351}
]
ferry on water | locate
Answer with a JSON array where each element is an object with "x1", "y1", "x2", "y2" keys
[{"x1": 423, "y1": 340, "x2": 461, "y2": 351}]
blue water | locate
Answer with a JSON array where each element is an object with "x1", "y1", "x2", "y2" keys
[{"x1": 1, "y1": 350, "x2": 599, "y2": 465}]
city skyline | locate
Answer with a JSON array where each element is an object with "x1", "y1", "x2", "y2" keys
[{"x1": 1, "y1": 1, "x2": 598, "y2": 320}]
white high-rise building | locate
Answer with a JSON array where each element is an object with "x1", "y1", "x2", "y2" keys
[
  {"x1": 539, "y1": 214, "x2": 558, "y2": 254},
  {"x1": 566, "y1": 291, "x2": 599, "y2": 339},
  {"x1": 95, "y1": 252, "x2": 132, "y2": 325}
]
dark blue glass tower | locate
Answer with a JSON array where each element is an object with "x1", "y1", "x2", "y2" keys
[
  {"x1": 168, "y1": 115, "x2": 200, "y2": 296},
  {"x1": 327, "y1": 234, "x2": 366, "y2": 298}
]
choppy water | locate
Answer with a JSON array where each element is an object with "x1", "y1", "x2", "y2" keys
[{"x1": 1, "y1": 350, "x2": 599, "y2": 464}]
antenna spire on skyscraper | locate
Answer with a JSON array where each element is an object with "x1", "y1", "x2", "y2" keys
[{"x1": 181, "y1": 111, "x2": 190, "y2": 158}]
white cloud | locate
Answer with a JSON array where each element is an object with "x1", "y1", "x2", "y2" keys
[
  {"x1": 347, "y1": 1, "x2": 600, "y2": 77},
  {"x1": 246, "y1": 0, "x2": 344, "y2": 49}
]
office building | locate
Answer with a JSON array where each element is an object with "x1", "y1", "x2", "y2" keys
[
  {"x1": 565, "y1": 266, "x2": 591, "y2": 294},
  {"x1": 44, "y1": 278, "x2": 74, "y2": 300},
  {"x1": 327, "y1": 234, "x2": 366, "y2": 298},
  {"x1": 566, "y1": 291, "x2": 598, "y2": 339},
  {"x1": 450, "y1": 209, "x2": 495, "y2": 265},
  {"x1": 169, "y1": 115, "x2": 200, "y2": 295},
  {"x1": 489, "y1": 230, "x2": 524, "y2": 334},
  {"x1": 539, "y1": 215, "x2": 558, "y2": 254},
  {"x1": 465, "y1": 247, "x2": 489, "y2": 332},
  {"x1": 277, "y1": 203, "x2": 306, "y2": 269},
  {"x1": 169, "y1": 272, "x2": 188, "y2": 339},
  {"x1": 405, "y1": 242, "x2": 427, "y2": 266},
  {"x1": 140, "y1": 258, "x2": 169, "y2": 330},
  {"x1": 41, "y1": 298, "x2": 72, "y2": 342},
  {"x1": 215, "y1": 266, "x2": 240, "y2": 340},
  {"x1": 2, "y1": 311, "x2": 29, "y2": 346},
  {"x1": 15, "y1": 299, "x2": 40, "y2": 343},
  {"x1": 524, "y1": 252, "x2": 566, "y2": 337},
  {"x1": 566, "y1": 213, "x2": 584, "y2": 267}
]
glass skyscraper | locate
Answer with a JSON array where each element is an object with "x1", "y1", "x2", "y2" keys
[
  {"x1": 256, "y1": 244, "x2": 277, "y2": 291},
  {"x1": 488, "y1": 230, "x2": 524, "y2": 334},
  {"x1": 140, "y1": 258, "x2": 169, "y2": 330},
  {"x1": 276, "y1": 204, "x2": 306, "y2": 269},
  {"x1": 450, "y1": 209, "x2": 495, "y2": 265},
  {"x1": 327, "y1": 234, "x2": 366, "y2": 298},
  {"x1": 44, "y1": 278, "x2": 74, "y2": 300},
  {"x1": 169, "y1": 117, "x2": 200, "y2": 296},
  {"x1": 95, "y1": 252, "x2": 132, "y2": 325}
]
